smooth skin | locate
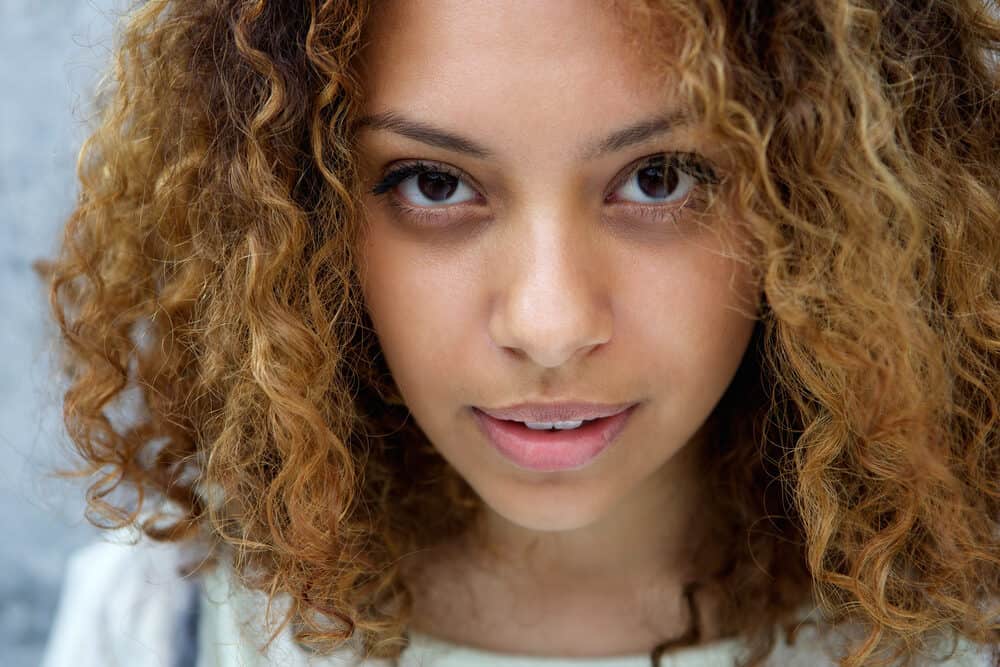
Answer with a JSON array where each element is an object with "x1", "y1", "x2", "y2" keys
[{"x1": 355, "y1": 0, "x2": 761, "y2": 657}]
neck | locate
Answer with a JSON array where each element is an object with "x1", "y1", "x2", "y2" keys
[{"x1": 399, "y1": 427, "x2": 729, "y2": 657}]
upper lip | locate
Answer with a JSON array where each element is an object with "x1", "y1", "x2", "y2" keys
[{"x1": 476, "y1": 401, "x2": 637, "y2": 423}]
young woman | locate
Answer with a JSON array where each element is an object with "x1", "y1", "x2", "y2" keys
[{"x1": 38, "y1": 1, "x2": 1000, "y2": 665}]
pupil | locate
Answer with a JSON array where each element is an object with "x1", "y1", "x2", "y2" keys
[
  {"x1": 418, "y1": 172, "x2": 458, "y2": 202},
  {"x1": 637, "y1": 165, "x2": 679, "y2": 199}
]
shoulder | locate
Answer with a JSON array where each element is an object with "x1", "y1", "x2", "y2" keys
[
  {"x1": 40, "y1": 535, "x2": 386, "y2": 667},
  {"x1": 770, "y1": 609, "x2": 997, "y2": 667},
  {"x1": 40, "y1": 534, "x2": 203, "y2": 667},
  {"x1": 196, "y1": 553, "x2": 391, "y2": 667}
]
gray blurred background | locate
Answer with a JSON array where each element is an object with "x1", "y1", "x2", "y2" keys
[{"x1": 1, "y1": 1, "x2": 126, "y2": 665}]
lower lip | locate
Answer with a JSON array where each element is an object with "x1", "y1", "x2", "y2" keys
[{"x1": 472, "y1": 405, "x2": 638, "y2": 472}]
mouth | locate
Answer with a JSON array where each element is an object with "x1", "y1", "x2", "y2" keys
[{"x1": 471, "y1": 404, "x2": 639, "y2": 472}]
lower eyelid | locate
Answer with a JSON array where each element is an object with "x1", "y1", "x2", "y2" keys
[
  {"x1": 385, "y1": 195, "x2": 479, "y2": 225},
  {"x1": 387, "y1": 195, "x2": 703, "y2": 228},
  {"x1": 608, "y1": 202, "x2": 687, "y2": 222},
  {"x1": 613, "y1": 187, "x2": 710, "y2": 216}
]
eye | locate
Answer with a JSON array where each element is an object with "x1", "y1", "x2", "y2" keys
[
  {"x1": 607, "y1": 155, "x2": 699, "y2": 206},
  {"x1": 370, "y1": 160, "x2": 479, "y2": 208},
  {"x1": 368, "y1": 152, "x2": 720, "y2": 226}
]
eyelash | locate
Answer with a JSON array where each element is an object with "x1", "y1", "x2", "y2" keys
[{"x1": 368, "y1": 151, "x2": 721, "y2": 227}]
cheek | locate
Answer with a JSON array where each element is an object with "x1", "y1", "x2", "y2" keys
[
  {"x1": 625, "y1": 244, "x2": 759, "y2": 405},
  {"x1": 360, "y1": 229, "x2": 480, "y2": 393}
]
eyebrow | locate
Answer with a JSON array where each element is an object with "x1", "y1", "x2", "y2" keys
[{"x1": 353, "y1": 108, "x2": 693, "y2": 161}]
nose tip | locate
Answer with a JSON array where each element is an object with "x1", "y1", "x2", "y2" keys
[{"x1": 488, "y1": 287, "x2": 613, "y2": 369}]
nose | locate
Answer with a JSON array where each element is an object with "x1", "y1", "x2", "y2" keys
[{"x1": 487, "y1": 216, "x2": 613, "y2": 368}]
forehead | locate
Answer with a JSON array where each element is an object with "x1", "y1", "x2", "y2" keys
[{"x1": 356, "y1": 0, "x2": 683, "y2": 157}]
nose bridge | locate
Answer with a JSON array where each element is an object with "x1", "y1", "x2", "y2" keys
[{"x1": 488, "y1": 206, "x2": 613, "y2": 368}]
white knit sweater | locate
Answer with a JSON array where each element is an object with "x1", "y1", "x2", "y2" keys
[{"x1": 41, "y1": 539, "x2": 996, "y2": 667}]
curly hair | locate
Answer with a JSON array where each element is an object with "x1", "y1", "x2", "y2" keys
[{"x1": 36, "y1": 1, "x2": 1000, "y2": 665}]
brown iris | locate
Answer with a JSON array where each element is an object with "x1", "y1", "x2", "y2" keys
[
  {"x1": 415, "y1": 172, "x2": 459, "y2": 202},
  {"x1": 636, "y1": 163, "x2": 680, "y2": 199}
]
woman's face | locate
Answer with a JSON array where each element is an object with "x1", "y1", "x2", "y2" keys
[{"x1": 355, "y1": 0, "x2": 760, "y2": 533}]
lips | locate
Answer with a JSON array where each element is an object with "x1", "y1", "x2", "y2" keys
[
  {"x1": 472, "y1": 403, "x2": 638, "y2": 472},
  {"x1": 477, "y1": 401, "x2": 636, "y2": 423}
]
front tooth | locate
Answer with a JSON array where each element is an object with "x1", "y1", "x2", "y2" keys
[{"x1": 524, "y1": 420, "x2": 585, "y2": 430}]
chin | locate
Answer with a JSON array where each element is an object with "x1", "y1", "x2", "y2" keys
[{"x1": 473, "y1": 474, "x2": 618, "y2": 533}]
